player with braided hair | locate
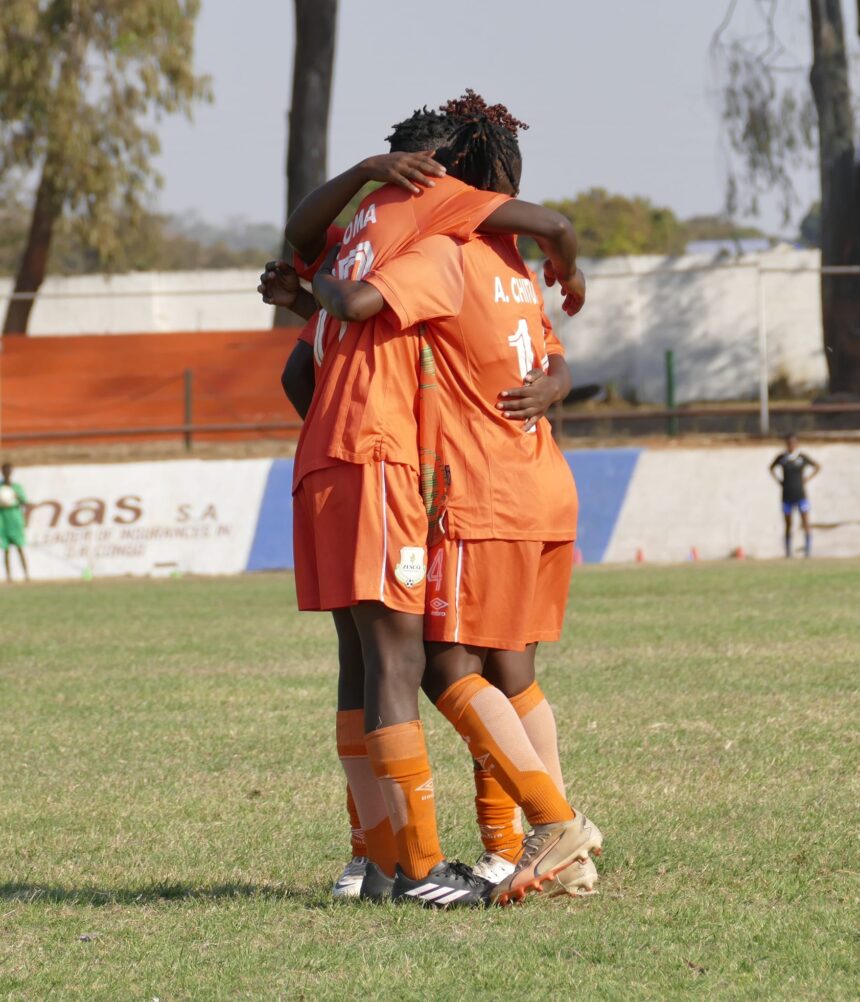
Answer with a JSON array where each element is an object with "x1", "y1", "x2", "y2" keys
[
  {"x1": 435, "y1": 89, "x2": 528, "y2": 196},
  {"x1": 385, "y1": 106, "x2": 457, "y2": 153}
]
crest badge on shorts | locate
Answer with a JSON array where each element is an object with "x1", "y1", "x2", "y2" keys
[{"x1": 394, "y1": 546, "x2": 427, "y2": 588}]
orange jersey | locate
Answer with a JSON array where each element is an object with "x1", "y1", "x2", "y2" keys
[
  {"x1": 292, "y1": 177, "x2": 508, "y2": 491},
  {"x1": 364, "y1": 233, "x2": 578, "y2": 542},
  {"x1": 292, "y1": 225, "x2": 345, "y2": 281}
]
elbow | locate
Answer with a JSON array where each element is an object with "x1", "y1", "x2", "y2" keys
[
  {"x1": 283, "y1": 225, "x2": 318, "y2": 270},
  {"x1": 341, "y1": 298, "x2": 371, "y2": 323},
  {"x1": 281, "y1": 360, "x2": 296, "y2": 402},
  {"x1": 540, "y1": 211, "x2": 569, "y2": 240},
  {"x1": 326, "y1": 289, "x2": 372, "y2": 323},
  {"x1": 534, "y1": 210, "x2": 577, "y2": 262},
  {"x1": 281, "y1": 343, "x2": 314, "y2": 413},
  {"x1": 313, "y1": 274, "x2": 383, "y2": 323},
  {"x1": 323, "y1": 290, "x2": 359, "y2": 322},
  {"x1": 551, "y1": 213, "x2": 577, "y2": 258},
  {"x1": 283, "y1": 223, "x2": 304, "y2": 263}
]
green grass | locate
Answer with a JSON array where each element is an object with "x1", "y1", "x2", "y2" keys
[{"x1": 1, "y1": 561, "x2": 858, "y2": 1001}]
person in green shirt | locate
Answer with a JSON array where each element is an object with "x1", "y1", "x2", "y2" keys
[{"x1": 0, "y1": 462, "x2": 29, "y2": 582}]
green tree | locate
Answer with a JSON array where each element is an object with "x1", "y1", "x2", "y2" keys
[
  {"x1": 520, "y1": 188, "x2": 685, "y2": 260},
  {"x1": 0, "y1": 0, "x2": 210, "y2": 335},
  {"x1": 713, "y1": 0, "x2": 860, "y2": 393},
  {"x1": 680, "y1": 215, "x2": 769, "y2": 245},
  {"x1": 0, "y1": 200, "x2": 283, "y2": 275}
]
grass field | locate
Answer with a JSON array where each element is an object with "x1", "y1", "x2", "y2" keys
[{"x1": 1, "y1": 561, "x2": 858, "y2": 1001}]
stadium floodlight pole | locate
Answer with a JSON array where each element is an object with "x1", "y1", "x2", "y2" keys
[{"x1": 756, "y1": 262, "x2": 770, "y2": 437}]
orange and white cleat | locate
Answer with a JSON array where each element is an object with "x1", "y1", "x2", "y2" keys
[
  {"x1": 490, "y1": 813, "x2": 603, "y2": 905},
  {"x1": 546, "y1": 853, "x2": 600, "y2": 897}
]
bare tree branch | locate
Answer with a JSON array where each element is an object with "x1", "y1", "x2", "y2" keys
[{"x1": 711, "y1": 0, "x2": 741, "y2": 56}]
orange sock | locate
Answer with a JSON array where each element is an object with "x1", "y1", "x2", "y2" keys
[
  {"x1": 364, "y1": 720, "x2": 444, "y2": 880},
  {"x1": 336, "y1": 710, "x2": 398, "y2": 877},
  {"x1": 345, "y1": 784, "x2": 368, "y2": 858},
  {"x1": 473, "y1": 760, "x2": 522, "y2": 862},
  {"x1": 472, "y1": 683, "x2": 566, "y2": 860},
  {"x1": 509, "y1": 681, "x2": 565, "y2": 795},
  {"x1": 436, "y1": 674, "x2": 574, "y2": 827}
]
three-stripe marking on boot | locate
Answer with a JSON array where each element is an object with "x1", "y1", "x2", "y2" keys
[{"x1": 406, "y1": 883, "x2": 470, "y2": 905}]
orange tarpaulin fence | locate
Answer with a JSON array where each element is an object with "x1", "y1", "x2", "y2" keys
[{"x1": 0, "y1": 329, "x2": 303, "y2": 446}]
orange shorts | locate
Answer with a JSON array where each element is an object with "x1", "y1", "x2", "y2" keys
[
  {"x1": 424, "y1": 538, "x2": 574, "y2": 651},
  {"x1": 293, "y1": 461, "x2": 428, "y2": 614}
]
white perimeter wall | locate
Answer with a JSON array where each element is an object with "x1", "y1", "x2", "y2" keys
[
  {"x1": 543, "y1": 246, "x2": 828, "y2": 403},
  {"x1": 604, "y1": 444, "x2": 860, "y2": 563},
  {"x1": 1, "y1": 247, "x2": 831, "y2": 403},
  {"x1": 7, "y1": 446, "x2": 859, "y2": 582},
  {"x1": 16, "y1": 459, "x2": 272, "y2": 581},
  {"x1": 0, "y1": 270, "x2": 273, "y2": 335}
]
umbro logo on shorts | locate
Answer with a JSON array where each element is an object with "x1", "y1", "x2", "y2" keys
[
  {"x1": 429, "y1": 597, "x2": 448, "y2": 617},
  {"x1": 415, "y1": 778, "x2": 434, "y2": 795},
  {"x1": 405, "y1": 883, "x2": 472, "y2": 905}
]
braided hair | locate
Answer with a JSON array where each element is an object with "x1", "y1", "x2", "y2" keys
[
  {"x1": 386, "y1": 106, "x2": 458, "y2": 153},
  {"x1": 434, "y1": 90, "x2": 528, "y2": 195}
]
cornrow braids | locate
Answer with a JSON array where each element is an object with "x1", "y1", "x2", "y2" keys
[{"x1": 386, "y1": 106, "x2": 458, "y2": 153}]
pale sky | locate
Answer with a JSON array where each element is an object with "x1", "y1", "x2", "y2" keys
[{"x1": 153, "y1": 0, "x2": 847, "y2": 237}]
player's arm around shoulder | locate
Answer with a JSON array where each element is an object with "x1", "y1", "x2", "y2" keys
[
  {"x1": 311, "y1": 245, "x2": 385, "y2": 323},
  {"x1": 478, "y1": 200, "x2": 584, "y2": 316},
  {"x1": 285, "y1": 153, "x2": 445, "y2": 265}
]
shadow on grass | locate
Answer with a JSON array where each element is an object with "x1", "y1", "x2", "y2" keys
[{"x1": 0, "y1": 881, "x2": 332, "y2": 908}]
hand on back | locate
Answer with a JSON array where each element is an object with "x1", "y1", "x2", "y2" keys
[
  {"x1": 497, "y1": 368, "x2": 563, "y2": 432},
  {"x1": 359, "y1": 151, "x2": 446, "y2": 194}
]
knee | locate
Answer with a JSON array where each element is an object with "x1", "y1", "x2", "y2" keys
[
  {"x1": 371, "y1": 644, "x2": 425, "y2": 692},
  {"x1": 422, "y1": 660, "x2": 471, "y2": 706}
]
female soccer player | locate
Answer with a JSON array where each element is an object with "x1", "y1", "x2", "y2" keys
[
  {"x1": 307, "y1": 97, "x2": 600, "y2": 905},
  {"x1": 1, "y1": 463, "x2": 29, "y2": 583}
]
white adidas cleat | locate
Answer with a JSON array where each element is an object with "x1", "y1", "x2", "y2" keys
[
  {"x1": 472, "y1": 852, "x2": 517, "y2": 885},
  {"x1": 332, "y1": 856, "x2": 368, "y2": 899}
]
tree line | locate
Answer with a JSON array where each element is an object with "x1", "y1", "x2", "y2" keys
[
  {"x1": 0, "y1": 190, "x2": 782, "y2": 278},
  {"x1": 0, "y1": 201, "x2": 282, "y2": 276}
]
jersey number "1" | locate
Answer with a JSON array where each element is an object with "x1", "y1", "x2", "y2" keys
[{"x1": 508, "y1": 319, "x2": 537, "y2": 434}]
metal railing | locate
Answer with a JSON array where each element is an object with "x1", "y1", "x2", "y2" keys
[{"x1": 552, "y1": 261, "x2": 860, "y2": 437}]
